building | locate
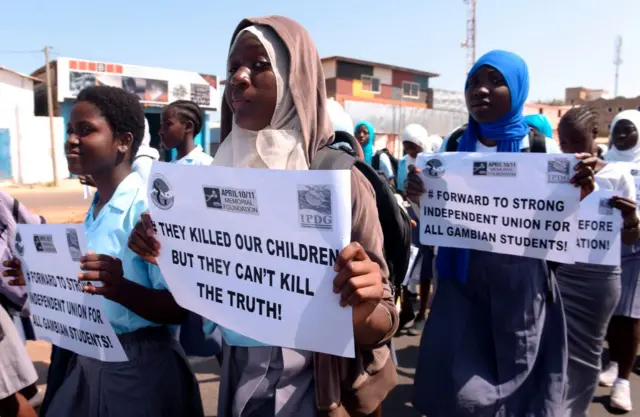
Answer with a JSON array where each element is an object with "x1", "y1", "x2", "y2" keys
[
  {"x1": 0, "y1": 66, "x2": 66, "y2": 184},
  {"x1": 564, "y1": 87, "x2": 640, "y2": 135},
  {"x1": 565, "y1": 87, "x2": 610, "y2": 105},
  {"x1": 321, "y1": 56, "x2": 466, "y2": 156},
  {"x1": 31, "y1": 57, "x2": 220, "y2": 159}
]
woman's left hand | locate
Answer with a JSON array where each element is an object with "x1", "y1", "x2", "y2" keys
[
  {"x1": 571, "y1": 153, "x2": 606, "y2": 200},
  {"x1": 333, "y1": 242, "x2": 384, "y2": 326},
  {"x1": 78, "y1": 252, "x2": 126, "y2": 300}
]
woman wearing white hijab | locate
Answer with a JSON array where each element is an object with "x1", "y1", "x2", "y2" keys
[{"x1": 600, "y1": 109, "x2": 640, "y2": 411}]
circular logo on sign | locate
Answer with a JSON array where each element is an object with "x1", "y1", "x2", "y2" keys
[
  {"x1": 150, "y1": 174, "x2": 175, "y2": 210},
  {"x1": 14, "y1": 232, "x2": 24, "y2": 256},
  {"x1": 424, "y1": 157, "x2": 445, "y2": 178}
]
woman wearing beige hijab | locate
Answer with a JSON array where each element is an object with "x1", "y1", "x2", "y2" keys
[{"x1": 128, "y1": 15, "x2": 398, "y2": 417}]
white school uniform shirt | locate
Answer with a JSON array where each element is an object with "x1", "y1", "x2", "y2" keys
[
  {"x1": 176, "y1": 145, "x2": 214, "y2": 166},
  {"x1": 377, "y1": 152, "x2": 395, "y2": 179},
  {"x1": 440, "y1": 133, "x2": 562, "y2": 154}
]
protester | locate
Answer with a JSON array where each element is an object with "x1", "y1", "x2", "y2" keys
[
  {"x1": 0, "y1": 192, "x2": 39, "y2": 417},
  {"x1": 394, "y1": 124, "x2": 433, "y2": 335},
  {"x1": 406, "y1": 50, "x2": 598, "y2": 417},
  {"x1": 128, "y1": 15, "x2": 398, "y2": 417},
  {"x1": 160, "y1": 100, "x2": 213, "y2": 164},
  {"x1": 326, "y1": 99, "x2": 364, "y2": 158},
  {"x1": 427, "y1": 134, "x2": 442, "y2": 152},
  {"x1": 7, "y1": 86, "x2": 204, "y2": 417},
  {"x1": 600, "y1": 109, "x2": 640, "y2": 411},
  {"x1": 525, "y1": 113, "x2": 554, "y2": 139},
  {"x1": 557, "y1": 107, "x2": 639, "y2": 416},
  {"x1": 355, "y1": 120, "x2": 395, "y2": 181}
]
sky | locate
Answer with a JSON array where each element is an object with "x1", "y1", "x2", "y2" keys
[{"x1": 1, "y1": 0, "x2": 638, "y2": 102}]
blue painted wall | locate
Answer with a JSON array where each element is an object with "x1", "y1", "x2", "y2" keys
[{"x1": 0, "y1": 128, "x2": 12, "y2": 180}]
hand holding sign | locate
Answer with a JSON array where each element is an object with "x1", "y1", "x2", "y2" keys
[
  {"x1": 333, "y1": 242, "x2": 383, "y2": 326},
  {"x1": 405, "y1": 165, "x2": 425, "y2": 205},
  {"x1": 572, "y1": 154, "x2": 604, "y2": 200},
  {"x1": 128, "y1": 212, "x2": 160, "y2": 265},
  {"x1": 78, "y1": 253, "x2": 125, "y2": 300},
  {"x1": 2, "y1": 257, "x2": 25, "y2": 286}
]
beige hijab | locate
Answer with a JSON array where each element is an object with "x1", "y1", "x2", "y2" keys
[{"x1": 217, "y1": 16, "x2": 334, "y2": 169}]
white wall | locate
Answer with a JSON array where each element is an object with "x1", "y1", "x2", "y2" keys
[
  {"x1": 0, "y1": 69, "x2": 67, "y2": 184},
  {"x1": 322, "y1": 60, "x2": 336, "y2": 79}
]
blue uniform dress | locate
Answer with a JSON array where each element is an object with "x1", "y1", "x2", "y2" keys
[
  {"x1": 45, "y1": 173, "x2": 204, "y2": 417},
  {"x1": 413, "y1": 132, "x2": 567, "y2": 417}
]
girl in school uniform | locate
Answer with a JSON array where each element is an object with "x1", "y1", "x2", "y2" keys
[
  {"x1": 599, "y1": 109, "x2": 640, "y2": 411},
  {"x1": 161, "y1": 100, "x2": 214, "y2": 165},
  {"x1": 8, "y1": 86, "x2": 204, "y2": 417},
  {"x1": 129, "y1": 15, "x2": 398, "y2": 417},
  {"x1": 556, "y1": 107, "x2": 639, "y2": 416},
  {"x1": 405, "y1": 50, "x2": 598, "y2": 417}
]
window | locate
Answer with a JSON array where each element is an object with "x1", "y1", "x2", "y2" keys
[
  {"x1": 539, "y1": 108, "x2": 544, "y2": 114},
  {"x1": 402, "y1": 81, "x2": 420, "y2": 99},
  {"x1": 618, "y1": 106, "x2": 623, "y2": 112},
  {"x1": 608, "y1": 107, "x2": 613, "y2": 113},
  {"x1": 361, "y1": 75, "x2": 381, "y2": 94},
  {"x1": 557, "y1": 110, "x2": 562, "y2": 117}
]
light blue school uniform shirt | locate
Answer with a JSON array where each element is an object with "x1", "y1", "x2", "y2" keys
[
  {"x1": 85, "y1": 172, "x2": 169, "y2": 335},
  {"x1": 178, "y1": 145, "x2": 214, "y2": 166}
]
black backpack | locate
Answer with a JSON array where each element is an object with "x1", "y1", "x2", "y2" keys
[
  {"x1": 311, "y1": 136, "x2": 413, "y2": 289},
  {"x1": 372, "y1": 149, "x2": 399, "y2": 178},
  {"x1": 445, "y1": 124, "x2": 547, "y2": 153}
]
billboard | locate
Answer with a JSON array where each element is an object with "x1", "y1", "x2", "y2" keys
[{"x1": 56, "y1": 57, "x2": 219, "y2": 110}]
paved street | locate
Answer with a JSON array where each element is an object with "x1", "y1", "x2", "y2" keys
[
  {"x1": 24, "y1": 332, "x2": 640, "y2": 417},
  {"x1": 8, "y1": 183, "x2": 640, "y2": 416}
]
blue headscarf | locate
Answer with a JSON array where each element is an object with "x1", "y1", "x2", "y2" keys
[
  {"x1": 437, "y1": 50, "x2": 530, "y2": 284},
  {"x1": 354, "y1": 121, "x2": 375, "y2": 164},
  {"x1": 524, "y1": 114, "x2": 553, "y2": 138}
]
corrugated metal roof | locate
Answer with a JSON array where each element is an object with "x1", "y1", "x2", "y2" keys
[{"x1": 0, "y1": 65, "x2": 42, "y2": 83}]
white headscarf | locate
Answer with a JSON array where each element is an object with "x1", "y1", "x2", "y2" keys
[
  {"x1": 428, "y1": 135, "x2": 443, "y2": 153},
  {"x1": 605, "y1": 110, "x2": 640, "y2": 163},
  {"x1": 136, "y1": 117, "x2": 160, "y2": 160},
  {"x1": 213, "y1": 25, "x2": 307, "y2": 170},
  {"x1": 326, "y1": 99, "x2": 354, "y2": 134},
  {"x1": 401, "y1": 124, "x2": 429, "y2": 151}
]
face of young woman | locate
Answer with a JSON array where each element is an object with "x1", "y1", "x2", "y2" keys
[
  {"x1": 355, "y1": 125, "x2": 370, "y2": 147},
  {"x1": 403, "y1": 141, "x2": 422, "y2": 158},
  {"x1": 225, "y1": 32, "x2": 278, "y2": 131},
  {"x1": 612, "y1": 120, "x2": 639, "y2": 151},
  {"x1": 558, "y1": 123, "x2": 596, "y2": 155},
  {"x1": 465, "y1": 65, "x2": 511, "y2": 124},
  {"x1": 159, "y1": 107, "x2": 188, "y2": 150},
  {"x1": 65, "y1": 101, "x2": 131, "y2": 176}
]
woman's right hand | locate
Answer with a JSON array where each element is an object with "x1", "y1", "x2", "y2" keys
[
  {"x1": 405, "y1": 165, "x2": 426, "y2": 205},
  {"x1": 128, "y1": 212, "x2": 160, "y2": 265},
  {"x1": 2, "y1": 257, "x2": 25, "y2": 286}
]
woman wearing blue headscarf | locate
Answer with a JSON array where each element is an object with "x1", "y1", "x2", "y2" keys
[
  {"x1": 525, "y1": 113, "x2": 554, "y2": 139},
  {"x1": 354, "y1": 121, "x2": 376, "y2": 164},
  {"x1": 407, "y1": 50, "x2": 598, "y2": 417}
]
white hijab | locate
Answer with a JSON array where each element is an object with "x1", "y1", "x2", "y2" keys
[
  {"x1": 212, "y1": 25, "x2": 307, "y2": 170},
  {"x1": 605, "y1": 110, "x2": 640, "y2": 163}
]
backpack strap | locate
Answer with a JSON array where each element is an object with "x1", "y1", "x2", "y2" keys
[
  {"x1": 445, "y1": 126, "x2": 466, "y2": 152},
  {"x1": 528, "y1": 128, "x2": 547, "y2": 153},
  {"x1": 310, "y1": 144, "x2": 356, "y2": 171},
  {"x1": 12, "y1": 198, "x2": 21, "y2": 223}
]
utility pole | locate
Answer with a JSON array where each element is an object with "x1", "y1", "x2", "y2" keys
[
  {"x1": 44, "y1": 46, "x2": 59, "y2": 186},
  {"x1": 613, "y1": 36, "x2": 623, "y2": 98},
  {"x1": 461, "y1": 0, "x2": 477, "y2": 75}
]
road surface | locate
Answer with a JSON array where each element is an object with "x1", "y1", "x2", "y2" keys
[{"x1": 25, "y1": 332, "x2": 640, "y2": 417}]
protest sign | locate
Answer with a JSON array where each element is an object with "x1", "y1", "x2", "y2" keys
[
  {"x1": 147, "y1": 162, "x2": 354, "y2": 358},
  {"x1": 14, "y1": 224, "x2": 127, "y2": 362},
  {"x1": 611, "y1": 162, "x2": 640, "y2": 198},
  {"x1": 574, "y1": 189, "x2": 621, "y2": 265},
  {"x1": 417, "y1": 152, "x2": 580, "y2": 263}
]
